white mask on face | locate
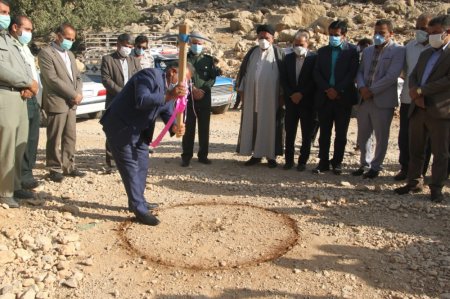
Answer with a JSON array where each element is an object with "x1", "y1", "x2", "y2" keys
[
  {"x1": 293, "y1": 46, "x2": 308, "y2": 57},
  {"x1": 118, "y1": 46, "x2": 132, "y2": 57},
  {"x1": 415, "y1": 30, "x2": 428, "y2": 44},
  {"x1": 258, "y1": 38, "x2": 270, "y2": 50},
  {"x1": 428, "y1": 32, "x2": 446, "y2": 49}
]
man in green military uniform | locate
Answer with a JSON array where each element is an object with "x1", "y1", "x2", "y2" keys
[
  {"x1": 9, "y1": 16, "x2": 41, "y2": 191},
  {"x1": 181, "y1": 31, "x2": 217, "y2": 167},
  {"x1": 0, "y1": 0, "x2": 39, "y2": 208}
]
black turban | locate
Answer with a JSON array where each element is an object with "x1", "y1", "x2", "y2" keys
[{"x1": 256, "y1": 24, "x2": 275, "y2": 36}]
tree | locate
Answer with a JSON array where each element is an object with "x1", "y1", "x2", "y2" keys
[{"x1": 11, "y1": 0, "x2": 141, "y2": 36}]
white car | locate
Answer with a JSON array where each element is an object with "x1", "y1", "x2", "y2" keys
[
  {"x1": 76, "y1": 74, "x2": 107, "y2": 119},
  {"x1": 40, "y1": 74, "x2": 107, "y2": 126}
]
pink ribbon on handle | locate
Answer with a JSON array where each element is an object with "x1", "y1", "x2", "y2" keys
[{"x1": 150, "y1": 94, "x2": 187, "y2": 148}]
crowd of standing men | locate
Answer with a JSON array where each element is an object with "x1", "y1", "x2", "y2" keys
[
  {"x1": 0, "y1": 0, "x2": 449, "y2": 225},
  {"x1": 238, "y1": 16, "x2": 449, "y2": 203}
]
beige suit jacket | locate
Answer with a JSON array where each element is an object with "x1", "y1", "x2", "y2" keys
[{"x1": 38, "y1": 44, "x2": 82, "y2": 113}]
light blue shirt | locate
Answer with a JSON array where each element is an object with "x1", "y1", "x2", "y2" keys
[{"x1": 329, "y1": 44, "x2": 343, "y2": 86}]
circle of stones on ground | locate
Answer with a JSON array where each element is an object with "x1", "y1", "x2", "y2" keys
[{"x1": 119, "y1": 202, "x2": 299, "y2": 270}]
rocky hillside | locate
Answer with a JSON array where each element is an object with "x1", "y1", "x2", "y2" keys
[{"x1": 127, "y1": 0, "x2": 450, "y2": 77}]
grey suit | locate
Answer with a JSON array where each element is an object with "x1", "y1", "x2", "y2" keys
[
  {"x1": 0, "y1": 32, "x2": 33, "y2": 198},
  {"x1": 407, "y1": 44, "x2": 450, "y2": 189},
  {"x1": 101, "y1": 52, "x2": 141, "y2": 108},
  {"x1": 100, "y1": 52, "x2": 141, "y2": 168},
  {"x1": 38, "y1": 43, "x2": 82, "y2": 174},
  {"x1": 356, "y1": 40, "x2": 405, "y2": 171}
]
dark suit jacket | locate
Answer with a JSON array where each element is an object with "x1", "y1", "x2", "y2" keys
[
  {"x1": 38, "y1": 44, "x2": 82, "y2": 113},
  {"x1": 281, "y1": 51, "x2": 317, "y2": 109},
  {"x1": 100, "y1": 69, "x2": 172, "y2": 146},
  {"x1": 313, "y1": 42, "x2": 359, "y2": 109},
  {"x1": 409, "y1": 46, "x2": 450, "y2": 119},
  {"x1": 101, "y1": 52, "x2": 142, "y2": 108}
]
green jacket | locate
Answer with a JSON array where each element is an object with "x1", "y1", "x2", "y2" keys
[
  {"x1": 187, "y1": 51, "x2": 216, "y2": 93},
  {"x1": 0, "y1": 31, "x2": 33, "y2": 89}
]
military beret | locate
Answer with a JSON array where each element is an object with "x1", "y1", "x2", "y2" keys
[{"x1": 256, "y1": 24, "x2": 275, "y2": 36}]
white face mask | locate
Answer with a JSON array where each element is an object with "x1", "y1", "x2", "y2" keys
[
  {"x1": 293, "y1": 46, "x2": 308, "y2": 57},
  {"x1": 415, "y1": 30, "x2": 428, "y2": 44},
  {"x1": 119, "y1": 46, "x2": 132, "y2": 57},
  {"x1": 428, "y1": 33, "x2": 446, "y2": 49},
  {"x1": 258, "y1": 38, "x2": 270, "y2": 50}
]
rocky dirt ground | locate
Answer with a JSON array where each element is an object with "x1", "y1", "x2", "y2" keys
[
  {"x1": 0, "y1": 111, "x2": 449, "y2": 299},
  {"x1": 2, "y1": 0, "x2": 450, "y2": 298}
]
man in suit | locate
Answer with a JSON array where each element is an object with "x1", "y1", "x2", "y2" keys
[
  {"x1": 313, "y1": 20, "x2": 359, "y2": 175},
  {"x1": 395, "y1": 15, "x2": 450, "y2": 202},
  {"x1": 0, "y1": 0, "x2": 39, "y2": 208},
  {"x1": 281, "y1": 30, "x2": 318, "y2": 171},
  {"x1": 181, "y1": 31, "x2": 216, "y2": 167},
  {"x1": 353, "y1": 19, "x2": 405, "y2": 179},
  {"x1": 100, "y1": 64, "x2": 186, "y2": 226},
  {"x1": 396, "y1": 14, "x2": 433, "y2": 181},
  {"x1": 39, "y1": 23, "x2": 84, "y2": 183},
  {"x1": 101, "y1": 33, "x2": 141, "y2": 172}
]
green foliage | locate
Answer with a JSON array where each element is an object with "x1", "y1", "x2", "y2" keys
[{"x1": 10, "y1": 0, "x2": 141, "y2": 36}]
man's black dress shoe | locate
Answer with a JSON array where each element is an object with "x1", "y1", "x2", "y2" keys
[
  {"x1": 363, "y1": 169, "x2": 379, "y2": 179},
  {"x1": 244, "y1": 157, "x2": 261, "y2": 166},
  {"x1": 13, "y1": 189, "x2": 34, "y2": 199},
  {"x1": 394, "y1": 183, "x2": 423, "y2": 195},
  {"x1": 332, "y1": 164, "x2": 342, "y2": 175},
  {"x1": 297, "y1": 164, "x2": 306, "y2": 172},
  {"x1": 49, "y1": 171, "x2": 64, "y2": 183},
  {"x1": 430, "y1": 189, "x2": 444, "y2": 203},
  {"x1": 283, "y1": 162, "x2": 294, "y2": 170},
  {"x1": 181, "y1": 160, "x2": 190, "y2": 167},
  {"x1": 22, "y1": 179, "x2": 40, "y2": 190},
  {"x1": 128, "y1": 202, "x2": 159, "y2": 212},
  {"x1": 198, "y1": 157, "x2": 212, "y2": 165},
  {"x1": 65, "y1": 169, "x2": 86, "y2": 178},
  {"x1": 268, "y1": 159, "x2": 277, "y2": 168},
  {"x1": 352, "y1": 167, "x2": 365, "y2": 176},
  {"x1": 394, "y1": 170, "x2": 407, "y2": 181},
  {"x1": 312, "y1": 164, "x2": 329, "y2": 174},
  {"x1": 135, "y1": 213, "x2": 160, "y2": 226}
]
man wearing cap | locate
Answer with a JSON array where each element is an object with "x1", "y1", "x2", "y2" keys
[
  {"x1": 101, "y1": 33, "x2": 142, "y2": 172},
  {"x1": 0, "y1": 0, "x2": 39, "y2": 208},
  {"x1": 236, "y1": 24, "x2": 285, "y2": 168},
  {"x1": 181, "y1": 31, "x2": 217, "y2": 167}
]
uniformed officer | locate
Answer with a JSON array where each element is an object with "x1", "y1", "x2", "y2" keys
[
  {"x1": 0, "y1": 0, "x2": 39, "y2": 208},
  {"x1": 181, "y1": 31, "x2": 217, "y2": 167}
]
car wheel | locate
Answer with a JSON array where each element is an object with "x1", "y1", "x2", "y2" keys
[
  {"x1": 88, "y1": 111, "x2": 102, "y2": 119},
  {"x1": 211, "y1": 104, "x2": 230, "y2": 115}
]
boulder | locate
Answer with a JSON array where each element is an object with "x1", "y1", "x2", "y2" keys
[
  {"x1": 230, "y1": 19, "x2": 254, "y2": 33},
  {"x1": 0, "y1": 250, "x2": 15, "y2": 265},
  {"x1": 299, "y1": 4, "x2": 327, "y2": 27},
  {"x1": 310, "y1": 16, "x2": 334, "y2": 35},
  {"x1": 278, "y1": 29, "x2": 298, "y2": 43},
  {"x1": 383, "y1": 0, "x2": 407, "y2": 14},
  {"x1": 265, "y1": 8, "x2": 302, "y2": 32}
]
